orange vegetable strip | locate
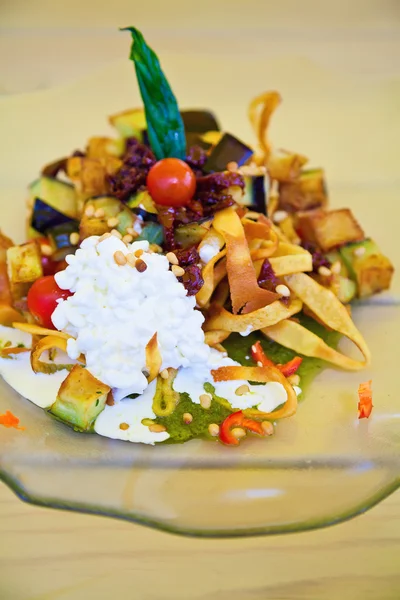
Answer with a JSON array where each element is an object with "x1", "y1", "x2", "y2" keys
[
  {"x1": 358, "y1": 380, "x2": 373, "y2": 419},
  {"x1": 0, "y1": 410, "x2": 24, "y2": 430},
  {"x1": 213, "y1": 208, "x2": 279, "y2": 314},
  {"x1": 248, "y1": 91, "x2": 281, "y2": 160}
]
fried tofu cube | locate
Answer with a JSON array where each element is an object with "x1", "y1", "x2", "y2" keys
[
  {"x1": 340, "y1": 239, "x2": 394, "y2": 298},
  {"x1": 296, "y1": 208, "x2": 365, "y2": 252},
  {"x1": 278, "y1": 169, "x2": 328, "y2": 213},
  {"x1": 49, "y1": 365, "x2": 110, "y2": 431}
]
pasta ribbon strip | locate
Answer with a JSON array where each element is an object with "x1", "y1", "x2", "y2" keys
[
  {"x1": 213, "y1": 208, "x2": 279, "y2": 314},
  {"x1": 211, "y1": 365, "x2": 297, "y2": 421},
  {"x1": 31, "y1": 335, "x2": 85, "y2": 375},
  {"x1": 262, "y1": 273, "x2": 370, "y2": 370},
  {"x1": 204, "y1": 298, "x2": 302, "y2": 334},
  {"x1": 248, "y1": 91, "x2": 281, "y2": 161},
  {"x1": 13, "y1": 322, "x2": 71, "y2": 340},
  {"x1": 145, "y1": 333, "x2": 162, "y2": 383}
]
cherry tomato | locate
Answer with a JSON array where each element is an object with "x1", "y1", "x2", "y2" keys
[
  {"x1": 146, "y1": 158, "x2": 196, "y2": 207},
  {"x1": 27, "y1": 276, "x2": 72, "y2": 329}
]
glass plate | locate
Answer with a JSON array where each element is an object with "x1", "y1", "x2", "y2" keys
[{"x1": 0, "y1": 54, "x2": 399, "y2": 537}]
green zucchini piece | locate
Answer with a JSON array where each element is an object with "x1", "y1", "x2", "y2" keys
[
  {"x1": 48, "y1": 365, "x2": 110, "y2": 432},
  {"x1": 29, "y1": 177, "x2": 77, "y2": 219},
  {"x1": 79, "y1": 196, "x2": 138, "y2": 239},
  {"x1": 136, "y1": 222, "x2": 164, "y2": 245},
  {"x1": 339, "y1": 238, "x2": 394, "y2": 298},
  {"x1": 174, "y1": 221, "x2": 211, "y2": 249}
]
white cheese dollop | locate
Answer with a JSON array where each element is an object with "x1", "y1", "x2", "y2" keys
[{"x1": 52, "y1": 236, "x2": 209, "y2": 395}]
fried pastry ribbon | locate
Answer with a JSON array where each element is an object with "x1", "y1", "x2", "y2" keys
[{"x1": 262, "y1": 273, "x2": 371, "y2": 370}]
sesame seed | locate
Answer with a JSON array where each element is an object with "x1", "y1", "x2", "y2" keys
[
  {"x1": 114, "y1": 250, "x2": 127, "y2": 266},
  {"x1": 354, "y1": 246, "x2": 366, "y2": 257},
  {"x1": 318, "y1": 266, "x2": 331, "y2": 277},
  {"x1": 119, "y1": 422, "x2": 129, "y2": 430},
  {"x1": 166, "y1": 251, "x2": 179, "y2": 265},
  {"x1": 199, "y1": 393, "x2": 212, "y2": 409},
  {"x1": 261, "y1": 421, "x2": 274, "y2": 435},
  {"x1": 275, "y1": 284, "x2": 291, "y2": 297},
  {"x1": 235, "y1": 384, "x2": 250, "y2": 396},
  {"x1": 126, "y1": 253, "x2": 136, "y2": 266},
  {"x1": 85, "y1": 204, "x2": 95, "y2": 217},
  {"x1": 107, "y1": 217, "x2": 119, "y2": 228},
  {"x1": 288, "y1": 374, "x2": 300, "y2": 386},
  {"x1": 231, "y1": 427, "x2": 246, "y2": 440},
  {"x1": 94, "y1": 208, "x2": 105, "y2": 218},
  {"x1": 134, "y1": 249, "x2": 144, "y2": 258},
  {"x1": 135, "y1": 258, "x2": 147, "y2": 273},
  {"x1": 122, "y1": 234, "x2": 133, "y2": 244},
  {"x1": 272, "y1": 210, "x2": 288, "y2": 224},
  {"x1": 227, "y1": 161, "x2": 238, "y2": 172},
  {"x1": 172, "y1": 265, "x2": 185, "y2": 277},
  {"x1": 251, "y1": 344, "x2": 257, "y2": 353},
  {"x1": 331, "y1": 260, "x2": 341, "y2": 274},
  {"x1": 69, "y1": 232, "x2": 80, "y2": 246},
  {"x1": 257, "y1": 361, "x2": 263, "y2": 368},
  {"x1": 208, "y1": 423, "x2": 220, "y2": 437},
  {"x1": 149, "y1": 424, "x2": 167, "y2": 433},
  {"x1": 110, "y1": 229, "x2": 122, "y2": 239},
  {"x1": 40, "y1": 244, "x2": 53, "y2": 257},
  {"x1": 183, "y1": 412, "x2": 193, "y2": 424},
  {"x1": 160, "y1": 369, "x2": 169, "y2": 380}
]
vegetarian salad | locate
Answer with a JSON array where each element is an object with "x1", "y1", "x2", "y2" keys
[{"x1": 0, "y1": 28, "x2": 393, "y2": 445}]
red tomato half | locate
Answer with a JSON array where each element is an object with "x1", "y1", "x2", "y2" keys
[
  {"x1": 147, "y1": 158, "x2": 196, "y2": 207},
  {"x1": 27, "y1": 276, "x2": 72, "y2": 329}
]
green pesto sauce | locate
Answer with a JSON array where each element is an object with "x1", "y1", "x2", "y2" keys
[{"x1": 156, "y1": 313, "x2": 340, "y2": 443}]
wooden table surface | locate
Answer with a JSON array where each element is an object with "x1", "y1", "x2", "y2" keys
[{"x1": 1, "y1": 1, "x2": 400, "y2": 598}]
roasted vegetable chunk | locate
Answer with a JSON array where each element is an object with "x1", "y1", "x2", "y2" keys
[
  {"x1": 109, "y1": 108, "x2": 147, "y2": 140},
  {"x1": 297, "y1": 208, "x2": 364, "y2": 252},
  {"x1": 79, "y1": 196, "x2": 139, "y2": 239},
  {"x1": 49, "y1": 365, "x2": 110, "y2": 431},
  {"x1": 7, "y1": 241, "x2": 43, "y2": 284},
  {"x1": 340, "y1": 239, "x2": 394, "y2": 298},
  {"x1": 278, "y1": 169, "x2": 328, "y2": 213}
]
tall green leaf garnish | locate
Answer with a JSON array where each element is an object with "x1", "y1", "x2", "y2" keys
[{"x1": 122, "y1": 27, "x2": 186, "y2": 161}]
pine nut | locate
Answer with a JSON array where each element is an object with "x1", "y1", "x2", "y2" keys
[
  {"x1": 231, "y1": 427, "x2": 246, "y2": 440},
  {"x1": 331, "y1": 260, "x2": 341, "y2": 274},
  {"x1": 85, "y1": 204, "x2": 95, "y2": 217},
  {"x1": 107, "y1": 217, "x2": 119, "y2": 228},
  {"x1": 69, "y1": 232, "x2": 80, "y2": 246},
  {"x1": 122, "y1": 234, "x2": 133, "y2": 244},
  {"x1": 160, "y1": 369, "x2": 169, "y2": 380},
  {"x1": 183, "y1": 412, "x2": 193, "y2": 424},
  {"x1": 288, "y1": 374, "x2": 300, "y2": 386},
  {"x1": 208, "y1": 423, "x2": 220, "y2": 437},
  {"x1": 114, "y1": 250, "x2": 127, "y2": 266},
  {"x1": 135, "y1": 258, "x2": 147, "y2": 272},
  {"x1": 275, "y1": 284, "x2": 291, "y2": 297},
  {"x1": 235, "y1": 384, "x2": 250, "y2": 396},
  {"x1": 94, "y1": 208, "x2": 105, "y2": 218},
  {"x1": 227, "y1": 161, "x2": 238, "y2": 172},
  {"x1": 354, "y1": 246, "x2": 366, "y2": 257},
  {"x1": 134, "y1": 249, "x2": 144, "y2": 258},
  {"x1": 149, "y1": 424, "x2": 166, "y2": 433},
  {"x1": 172, "y1": 265, "x2": 185, "y2": 277},
  {"x1": 166, "y1": 251, "x2": 179, "y2": 265},
  {"x1": 119, "y1": 422, "x2": 129, "y2": 430},
  {"x1": 126, "y1": 253, "x2": 136, "y2": 266},
  {"x1": 261, "y1": 421, "x2": 274, "y2": 435},
  {"x1": 318, "y1": 266, "x2": 331, "y2": 277},
  {"x1": 40, "y1": 245, "x2": 53, "y2": 257},
  {"x1": 272, "y1": 210, "x2": 288, "y2": 223},
  {"x1": 199, "y1": 393, "x2": 212, "y2": 409},
  {"x1": 98, "y1": 232, "x2": 111, "y2": 243},
  {"x1": 110, "y1": 229, "x2": 122, "y2": 239}
]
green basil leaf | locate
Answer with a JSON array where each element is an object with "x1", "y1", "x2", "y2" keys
[{"x1": 122, "y1": 27, "x2": 186, "y2": 161}]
